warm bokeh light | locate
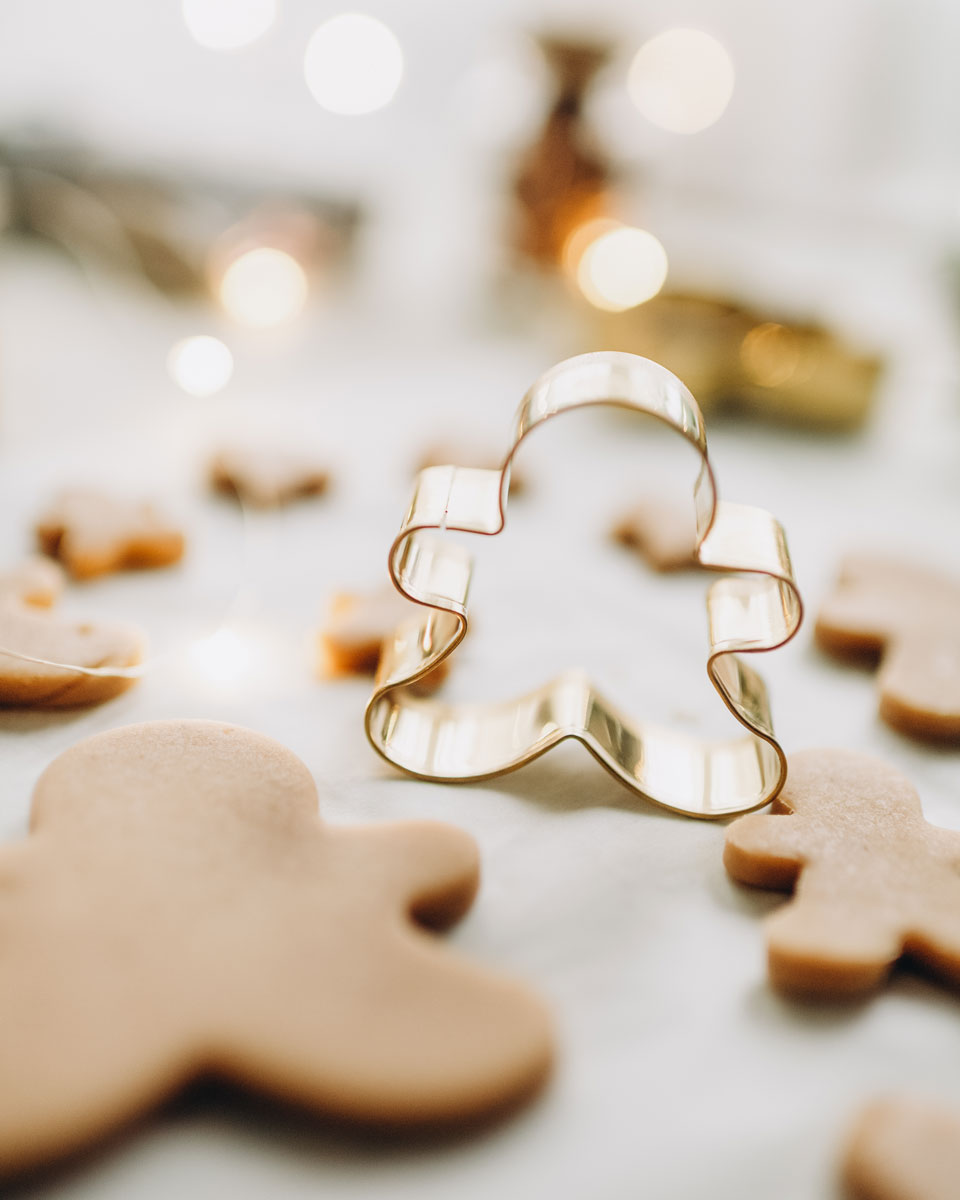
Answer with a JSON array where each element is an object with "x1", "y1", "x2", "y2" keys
[
  {"x1": 304, "y1": 14, "x2": 403, "y2": 115},
  {"x1": 741, "y1": 323, "x2": 817, "y2": 387},
  {"x1": 575, "y1": 225, "x2": 669, "y2": 311},
  {"x1": 218, "y1": 247, "x2": 308, "y2": 328},
  {"x1": 167, "y1": 335, "x2": 234, "y2": 397},
  {"x1": 181, "y1": 0, "x2": 276, "y2": 51},
  {"x1": 627, "y1": 29, "x2": 734, "y2": 134},
  {"x1": 561, "y1": 217, "x2": 620, "y2": 279}
]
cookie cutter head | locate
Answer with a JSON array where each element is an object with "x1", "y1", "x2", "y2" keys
[{"x1": 365, "y1": 352, "x2": 803, "y2": 819}]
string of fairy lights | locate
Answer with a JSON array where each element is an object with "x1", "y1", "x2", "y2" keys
[{"x1": 169, "y1": 5, "x2": 737, "y2": 397}]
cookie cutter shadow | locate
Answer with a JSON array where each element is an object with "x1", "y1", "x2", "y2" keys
[{"x1": 454, "y1": 742, "x2": 685, "y2": 823}]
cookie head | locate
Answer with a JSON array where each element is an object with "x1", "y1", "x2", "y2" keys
[{"x1": 30, "y1": 720, "x2": 319, "y2": 840}]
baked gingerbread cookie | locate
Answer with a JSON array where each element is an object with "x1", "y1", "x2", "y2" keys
[
  {"x1": 0, "y1": 720, "x2": 551, "y2": 1176},
  {"x1": 724, "y1": 749, "x2": 960, "y2": 999},
  {"x1": 210, "y1": 445, "x2": 330, "y2": 508},
  {"x1": 36, "y1": 489, "x2": 185, "y2": 580},
  {"x1": 611, "y1": 496, "x2": 698, "y2": 571},
  {"x1": 0, "y1": 559, "x2": 143, "y2": 707},
  {"x1": 815, "y1": 555, "x2": 960, "y2": 743},
  {"x1": 842, "y1": 1096, "x2": 960, "y2": 1200},
  {"x1": 318, "y1": 587, "x2": 449, "y2": 692}
]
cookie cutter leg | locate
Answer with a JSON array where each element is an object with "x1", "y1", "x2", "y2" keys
[{"x1": 365, "y1": 352, "x2": 803, "y2": 819}]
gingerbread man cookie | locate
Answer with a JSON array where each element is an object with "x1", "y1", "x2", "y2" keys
[
  {"x1": 36, "y1": 488, "x2": 185, "y2": 580},
  {"x1": 724, "y1": 749, "x2": 960, "y2": 999},
  {"x1": 815, "y1": 555, "x2": 960, "y2": 743},
  {"x1": 0, "y1": 720, "x2": 551, "y2": 1176},
  {"x1": 0, "y1": 559, "x2": 143, "y2": 707},
  {"x1": 318, "y1": 587, "x2": 449, "y2": 692},
  {"x1": 611, "y1": 496, "x2": 698, "y2": 571},
  {"x1": 210, "y1": 445, "x2": 330, "y2": 507},
  {"x1": 842, "y1": 1097, "x2": 960, "y2": 1200}
]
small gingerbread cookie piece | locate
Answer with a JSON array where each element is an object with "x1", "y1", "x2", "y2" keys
[
  {"x1": 611, "y1": 497, "x2": 698, "y2": 571},
  {"x1": 842, "y1": 1097, "x2": 960, "y2": 1200},
  {"x1": 0, "y1": 560, "x2": 144, "y2": 707},
  {"x1": 415, "y1": 445, "x2": 527, "y2": 497},
  {"x1": 36, "y1": 489, "x2": 185, "y2": 580},
  {"x1": 724, "y1": 749, "x2": 960, "y2": 1000},
  {"x1": 815, "y1": 555, "x2": 960, "y2": 743},
  {"x1": 210, "y1": 446, "x2": 330, "y2": 508},
  {"x1": 0, "y1": 720, "x2": 552, "y2": 1176},
  {"x1": 318, "y1": 587, "x2": 449, "y2": 692}
]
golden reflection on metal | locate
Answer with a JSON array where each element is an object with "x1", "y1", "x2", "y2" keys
[{"x1": 365, "y1": 352, "x2": 803, "y2": 819}]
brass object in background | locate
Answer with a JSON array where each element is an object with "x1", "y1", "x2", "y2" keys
[
  {"x1": 511, "y1": 35, "x2": 614, "y2": 268},
  {"x1": 365, "y1": 351, "x2": 803, "y2": 819},
  {"x1": 0, "y1": 128, "x2": 361, "y2": 296},
  {"x1": 575, "y1": 291, "x2": 883, "y2": 431}
]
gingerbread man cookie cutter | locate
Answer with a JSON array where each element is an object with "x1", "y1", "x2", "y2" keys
[{"x1": 365, "y1": 352, "x2": 803, "y2": 819}]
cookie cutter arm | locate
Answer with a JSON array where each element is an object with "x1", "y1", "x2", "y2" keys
[{"x1": 365, "y1": 352, "x2": 802, "y2": 819}]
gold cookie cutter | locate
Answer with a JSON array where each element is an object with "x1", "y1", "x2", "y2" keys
[{"x1": 365, "y1": 352, "x2": 803, "y2": 819}]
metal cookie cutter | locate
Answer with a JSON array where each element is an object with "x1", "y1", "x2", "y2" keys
[{"x1": 365, "y1": 352, "x2": 803, "y2": 819}]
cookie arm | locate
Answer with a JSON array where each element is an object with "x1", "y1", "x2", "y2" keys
[
  {"x1": 723, "y1": 811, "x2": 807, "y2": 889},
  {"x1": 338, "y1": 820, "x2": 481, "y2": 929}
]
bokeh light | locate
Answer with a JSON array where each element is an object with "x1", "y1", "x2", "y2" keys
[
  {"x1": 217, "y1": 247, "x2": 308, "y2": 328},
  {"x1": 575, "y1": 225, "x2": 669, "y2": 311},
  {"x1": 304, "y1": 14, "x2": 403, "y2": 115},
  {"x1": 167, "y1": 335, "x2": 234, "y2": 397},
  {"x1": 561, "y1": 217, "x2": 621, "y2": 279},
  {"x1": 741, "y1": 323, "x2": 817, "y2": 387},
  {"x1": 627, "y1": 29, "x2": 734, "y2": 135},
  {"x1": 181, "y1": 0, "x2": 277, "y2": 51}
]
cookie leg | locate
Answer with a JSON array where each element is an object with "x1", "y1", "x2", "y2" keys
[
  {"x1": 765, "y1": 901, "x2": 902, "y2": 999},
  {"x1": 213, "y1": 931, "x2": 553, "y2": 1127}
]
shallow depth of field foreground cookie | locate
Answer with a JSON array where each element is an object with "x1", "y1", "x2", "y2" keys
[
  {"x1": 0, "y1": 720, "x2": 552, "y2": 1178},
  {"x1": 724, "y1": 749, "x2": 960, "y2": 999},
  {"x1": 842, "y1": 1096, "x2": 960, "y2": 1200}
]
